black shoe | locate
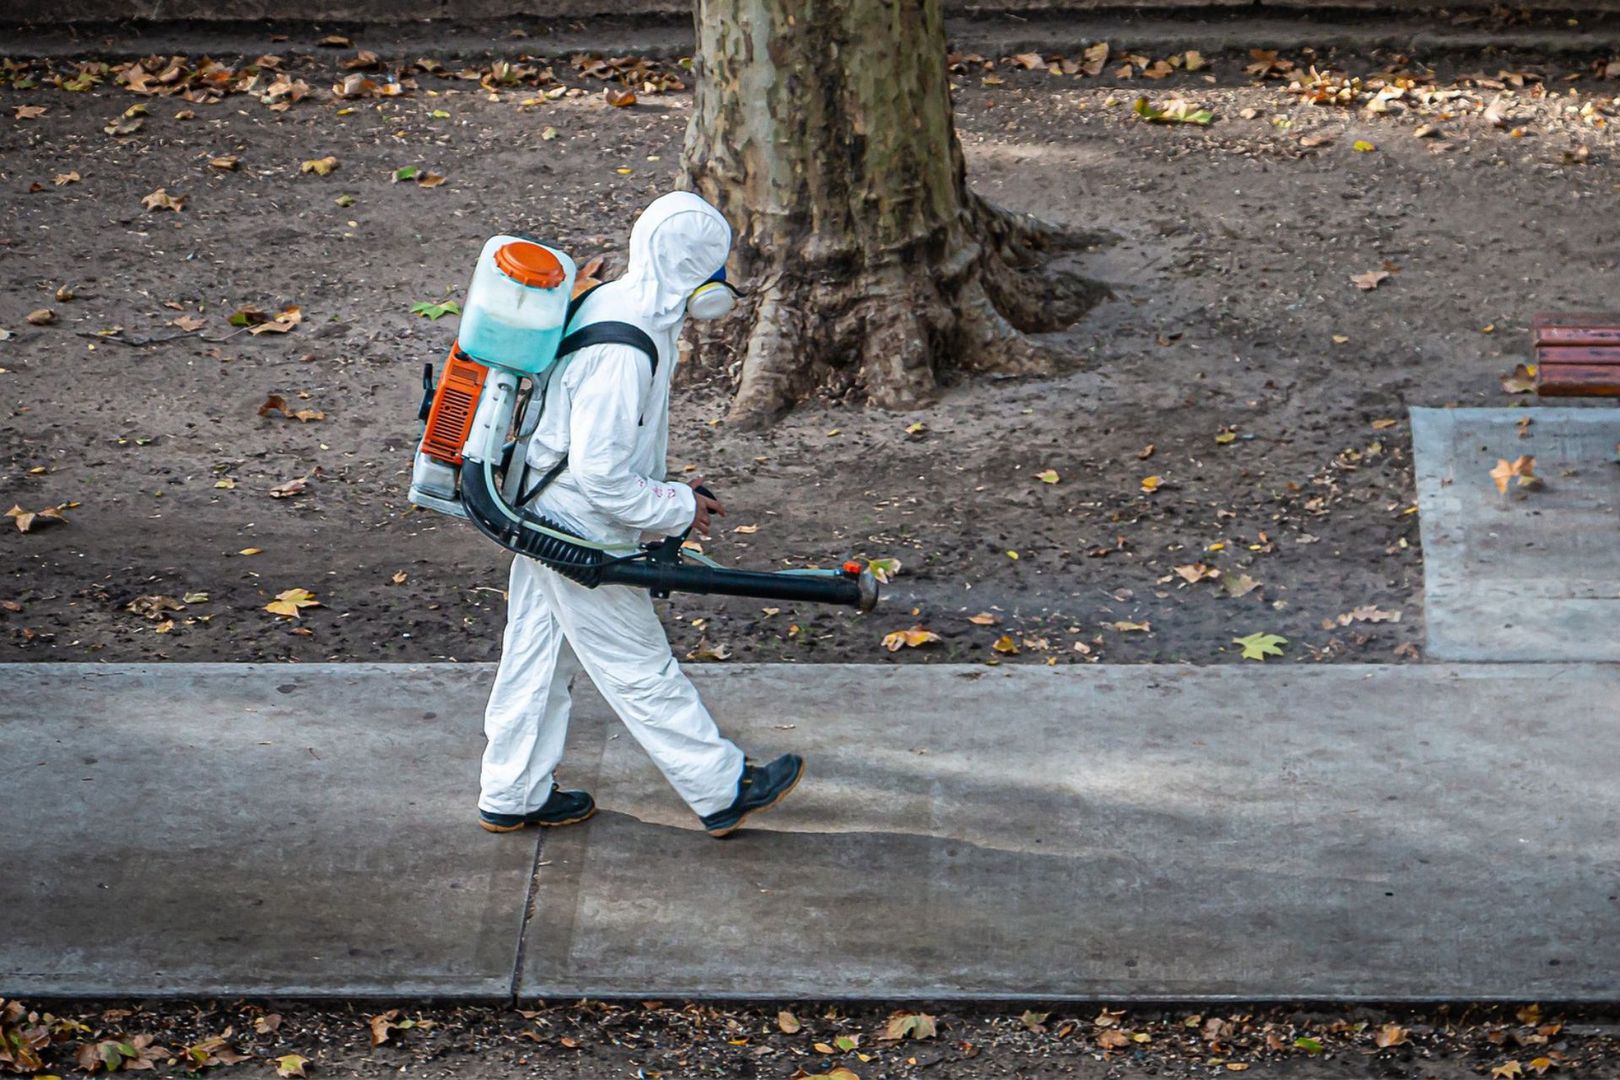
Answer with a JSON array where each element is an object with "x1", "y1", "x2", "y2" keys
[
  {"x1": 700, "y1": 754, "x2": 805, "y2": 838},
  {"x1": 479, "y1": 785, "x2": 596, "y2": 832}
]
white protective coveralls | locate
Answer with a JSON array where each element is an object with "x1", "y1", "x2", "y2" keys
[{"x1": 479, "y1": 192, "x2": 746, "y2": 819}]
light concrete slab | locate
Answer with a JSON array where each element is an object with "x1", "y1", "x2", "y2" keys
[
  {"x1": 0, "y1": 663, "x2": 552, "y2": 998},
  {"x1": 1412, "y1": 407, "x2": 1620, "y2": 661},
  {"x1": 8, "y1": 663, "x2": 1620, "y2": 1002},
  {"x1": 523, "y1": 663, "x2": 1620, "y2": 1002}
]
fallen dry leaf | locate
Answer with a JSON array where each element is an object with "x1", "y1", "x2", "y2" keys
[
  {"x1": 687, "y1": 638, "x2": 731, "y2": 662},
  {"x1": 1351, "y1": 270, "x2": 1390, "y2": 290},
  {"x1": 1376, "y1": 1023, "x2": 1409, "y2": 1048},
  {"x1": 300, "y1": 155, "x2": 339, "y2": 175},
  {"x1": 883, "y1": 627, "x2": 940, "y2": 652},
  {"x1": 883, "y1": 1010, "x2": 938, "y2": 1041},
  {"x1": 6, "y1": 503, "x2": 69, "y2": 533},
  {"x1": 268, "y1": 475, "x2": 311, "y2": 498},
  {"x1": 141, "y1": 187, "x2": 185, "y2": 212},
  {"x1": 13, "y1": 104, "x2": 47, "y2": 119},
  {"x1": 249, "y1": 305, "x2": 303, "y2": 335},
  {"x1": 209, "y1": 155, "x2": 240, "y2": 170},
  {"x1": 867, "y1": 557, "x2": 901, "y2": 584},
  {"x1": 53, "y1": 171, "x2": 80, "y2": 185},
  {"x1": 25, "y1": 308, "x2": 54, "y2": 326},
  {"x1": 265, "y1": 587, "x2": 321, "y2": 618},
  {"x1": 1501, "y1": 363, "x2": 1538, "y2": 394},
  {"x1": 169, "y1": 315, "x2": 206, "y2": 332},
  {"x1": 1490, "y1": 455, "x2": 1540, "y2": 495},
  {"x1": 968, "y1": 611, "x2": 1001, "y2": 626}
]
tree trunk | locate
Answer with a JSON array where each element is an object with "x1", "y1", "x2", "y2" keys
[{"x1": 684, "y1": 0, "x2": 1098, "y2": 424}]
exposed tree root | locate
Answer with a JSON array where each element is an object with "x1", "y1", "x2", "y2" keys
[{"x1": 720, "y1": 203, "x2": 1108, "y2": 426}]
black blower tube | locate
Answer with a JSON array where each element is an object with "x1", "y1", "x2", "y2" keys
[{"x1": 461, "y1": 464, "x2": 877, "y2": 611}]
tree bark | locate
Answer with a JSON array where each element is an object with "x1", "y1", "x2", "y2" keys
[{"x1": 684, "y1": 0, "x2": 1099, "y2": 424}]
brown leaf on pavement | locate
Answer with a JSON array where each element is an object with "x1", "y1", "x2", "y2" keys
[
  {"x1": 6, "y1": 503, "x2": 69, "y2": 533},
  {"x1": 249, "y1": 305, "x2": 303, "y2": 334}
]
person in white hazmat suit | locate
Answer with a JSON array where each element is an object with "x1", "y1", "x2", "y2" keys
[{"x1": 477, "y1": 192, "x2": 804, "y2": 839}]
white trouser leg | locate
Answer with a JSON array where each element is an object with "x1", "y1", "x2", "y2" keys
[
  {"x1": 479, "y1": 557, "x2": 583, "y2": 814},
  {"x1": 541, "y1": 566, "x2": 745, "y2": 818}
]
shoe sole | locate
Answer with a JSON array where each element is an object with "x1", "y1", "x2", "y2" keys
[
  {"x1": 705, "y1": 761, "x2": 805, "y2": 839},
  {"x1": 478, "y1": 806, "x2": 597, "y2": 833}
]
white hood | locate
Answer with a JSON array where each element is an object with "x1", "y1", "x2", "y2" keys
[{"x1": 618, "y1": 191, "x2": 733, "y2": 331}]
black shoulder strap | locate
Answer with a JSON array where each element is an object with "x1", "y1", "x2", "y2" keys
[
  {"x1": 515, "y1": 289, "x2": 660, "y2": 507},
  {"x1": 556, "y1": 320, "x2": 659, "y2": 377}
]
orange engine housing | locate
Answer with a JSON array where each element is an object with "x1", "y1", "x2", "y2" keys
[{"x1": 420, "y1": 344, "x2": 489, "y2": 465}]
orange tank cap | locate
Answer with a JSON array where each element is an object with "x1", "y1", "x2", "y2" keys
[{"x1": 494, "y1": 241, "x2": 566, "y2": 289}]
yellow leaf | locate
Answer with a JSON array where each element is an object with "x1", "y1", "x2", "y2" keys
[
  {"x1": 1233, "y1": 631, "x2": 1286, "y2": 660},
  {"x1": 1140, "y1": 475, "x2": 1163, "y2": 493},
  {"x1": 992, "y1": 634, "x2": 1020, "y2": 655},
  {"x1": 1490, "y1": 455, "x2": 1538, "y2": 495},
  {"x1": 1035, "y1": 469, "x2": 1060, "y2": 484},
  {"x1": 968, "y1": 612, "x2": 1000, "y2": 626},
  {"x1": 1006, "y1": 549, "x2": 1019, "y2": 560},
  {"x1": 882, "y1": 627, "x2": 940, "y2": 652},
  {"x1": 1529, "y1": 1057, "x2": 1553, "y2": 1075},
  {"x1": 777, "y1": 1010, "x2": 801, "y2": 1034},
  {"x1": 1492, "y1": 1063, "x2": 1524, "y2": 1079},
  {"x1": 1353, "y1": 139, "x2": 1377, "y2": 152},
  {"x1": 301, "y1": 155, "x2": 339, "y2": 175},
  {"x1": 275, "y1": 1054, "x2": 310, "y2": 1078},
  {"x1": 238, "y1": 547, "x2": 263, "y2": 556},
  {"x1": 265, "y1": 587, "x2": 321, "y2": 618}
]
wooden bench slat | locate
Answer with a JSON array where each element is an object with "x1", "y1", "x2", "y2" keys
[
  {"x1": 1536, "y1": 345, "x2": 1620, "y2": 366},
  {"x1": 1535, "y1": 364, "x2": 1620, "y2": 396},
  {"x1": 1534, "y1": 326, "x2": 1620, "y2": 347}
]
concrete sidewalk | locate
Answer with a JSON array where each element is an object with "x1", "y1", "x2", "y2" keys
[
  {"x1": 1413, "y1": 407, "x2": 1620, "y2": 662},
  {"x1": 5, "y1": 662, "x2": 1618, "y2": 1001}
]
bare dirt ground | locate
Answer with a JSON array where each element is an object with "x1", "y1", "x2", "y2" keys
[
  {"x1": 8, "y1": 998, "x2": 1620, "y2": 1079},
  {"x1": 3, "y1": 24, "x2": 1618, "y2": 668},
  {"x1": 6, "y1": 23, "x2": 1620, "y2": 1080}
]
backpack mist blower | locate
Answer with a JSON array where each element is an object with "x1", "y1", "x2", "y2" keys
[{"x1": 407, "y1": 235, "x2": 879, "y2": 612}]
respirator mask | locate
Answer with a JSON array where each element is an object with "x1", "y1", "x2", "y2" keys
[{"x1": 687, "y1": 267, "x2": 743, "y2": 321}]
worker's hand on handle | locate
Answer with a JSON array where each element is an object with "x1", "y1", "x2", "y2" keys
[{"x1": 687, "y1": 477, "x2": 725, "y2": 538}]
